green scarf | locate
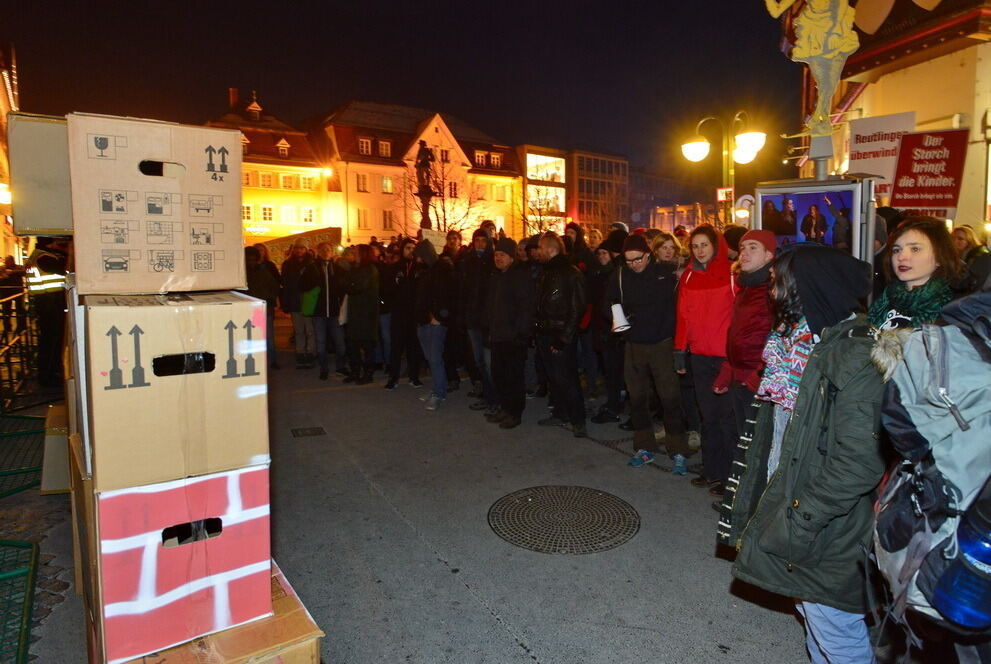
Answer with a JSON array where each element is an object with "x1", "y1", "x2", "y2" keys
[{"x1": 868, "y1": 277, "x2": 952, "y2": 329}]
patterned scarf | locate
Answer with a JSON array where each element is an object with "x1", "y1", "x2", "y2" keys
[
  {"x1": 867, "y1": 277, "x2": 952, "y2": 329},
  {"x1": 757, "y1": 317, "x2": 816, "y2": 412}
]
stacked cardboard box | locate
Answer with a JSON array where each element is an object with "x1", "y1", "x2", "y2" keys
[{"x1": 31, "y1": 113, "x2": 323, "y2": 663}]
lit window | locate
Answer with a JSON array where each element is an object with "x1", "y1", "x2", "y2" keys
[
  {"x1": 474, "y1": 151, "x2": 487, "y2": 167},
  {"x1": 448, "y1": 182, "x2": 458, "y2": 198},
  {"x1": 242, "y1": 170, "x2": 251, "y2": 186},
  {"x1": 382, "y1": 210, "x2": 394, "y2": 230},
  {"x1": 378, "y1": 141, "x2": 391, "y2": 157},
  {"x1": 475, "y1": 184, "x2": 487, "y2": 200},
  {"x1": 282, "y1": 206, "x2": 296, "y2": 224},
  {"x1": 280, "y1": 174, "x2": 297, "y2": 189},
  {"x1": 356, "y1": 174, "x2": 368, "y2": 192},
  {"x1": 490, "y1": 153, "x2": 502, "y2": 168},
  {"x1": 278, "y1": 146, "x2": 289, "y2": 158},
  {"x1": 300, "y1": 176, "x2": 314, "y2": 190},
  {"x1": 382, "y1": 176, "x2": 393, "y2": 194},
  {"x1": 357, "y1": 209, "x2": 370, "y2": 229},
  {"x1": 241, "y1": 205, "x2": 252, "y2": 221},
  {"x1": 358, "y1": 138, "x2": 372, "y2": 155},
  {"x1": 440, "y1": 149, "x2": 450, "y2": 163},
  {"x1": 262, "y1": 205, "x2": 273, "y2": 221},
  {"x1": 302, "y1": 207, "x2": 315, "y2": 223},
  {"x1": 260, "y1": 173, "x2": 273, "y2": 188}
]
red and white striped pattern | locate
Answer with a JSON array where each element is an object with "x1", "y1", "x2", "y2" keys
[{"x1": 96, "y1": 465, "x2": 272, "y2": 663}]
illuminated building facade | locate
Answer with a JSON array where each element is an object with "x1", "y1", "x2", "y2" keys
[
  {"x1": 316, "y1": 101, "x2": 522, "y2": 244},
  {"x1": 570, "y1": 149, "x2": 630, "y2": 233},
  {"x1": 206, "y1": 89, "x2": 340, "y2": 244},
  {"x1": 517, "y1": 145, "x2": 569, "y2": 236}
]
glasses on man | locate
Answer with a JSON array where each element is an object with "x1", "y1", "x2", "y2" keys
[{"x1": 626, "y1": 253, "x2": 647, "y2": 265}]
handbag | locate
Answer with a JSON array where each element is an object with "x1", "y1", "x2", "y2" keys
[{"x1": 300, "y1": 286, "x2": 320, "y2": 316}]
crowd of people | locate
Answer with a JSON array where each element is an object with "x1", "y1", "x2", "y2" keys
[{"x1": 244, "y1": 213, "x2": 991, "y2": 662}]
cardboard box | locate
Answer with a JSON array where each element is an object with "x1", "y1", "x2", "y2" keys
[
  {"x1": 75, "y1": 451, "x2": 272, "y2": 663},
  {"x1": 41, "y1": 404, "x2": 70, "y2": 494},
  {"x1": 7, "y1": 113, "x2": 74, "y2": 236},
  {"x1": 67, "y1": 113, "x2": 246, "y2": 294},
  {"x1": 118, "y1": 561, "x2": 324, "y2": 664},
  {"x1": 70, "y1": 433, "x2": 98, "y2": 609},
  {"x1": 82, "y1": 291, "x2": 268, "y2": 492}
]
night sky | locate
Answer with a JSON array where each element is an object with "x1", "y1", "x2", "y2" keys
[{"x1": 8, "y1": 1, "x2": 802, "y2": 196}]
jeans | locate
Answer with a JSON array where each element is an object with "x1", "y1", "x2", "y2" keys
[
  {"x1": 625, "y1": 339, "x2": 689, "y2": 456},
  {"x1": 468, "y1": 327, "x2": 496, "y2": 404},
  {"x1": 290, "y1": 311, "x2": 315, "y2": 355},
  {"x1": 311, "y1": 315, "x2": 347, "y2": 372},
  {"x1": 418, "y1": 324, "x2": 448, "y2": 399},
  {"x1": 578, "y1": 331, "x2": 599, "y2": 390},
  {"x1": 491, "y1": 341, "x2": 526, "y2": 418},
  {"x1": 690, "y1": 354, "x2": 737, "y2": 482},
  {"x1": 537, "y1": 334, "x2": 585, "y2": 426},
  {"x1": 373, "y1": 312, "x2": 391, "y2": 365},
  {"x1": 795, "y1": 601, "x2": 876, "y2": 664}
]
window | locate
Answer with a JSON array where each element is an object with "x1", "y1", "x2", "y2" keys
[
  {"x1": 381, "y1": 175, "x2": 393, "y2": 194},
  {"x1": 475, "y1": 184, "x2": 487, "y2": 200},
  {"x1": 242, "y1": 170, "x2": 251, "y2": 186},
  {"x1": 474, "y1": 151, "x2": 487, "y2": 167},
  {"x1": 358, "y1": 138, "x2": 372, "y2": 155},
  {"x1": 262, "y1": 205, "x2": 273, "y2": 221},
  {"x1": 440, "y1": 149, "x2": 450, "y2": 163},
  {"x1": 357, "y1": 208, "x2": 370, "y2": 230},
  {"x1": 300, "y1": 175, "x2": 314, "y2": 190},
  {"x1": 382, "y1": 210, "x2": 394, "y2": 230},
  {"x1": 378, "y1": 141, "x2": 391, "y2": 157},
  {"x1": 278, "y1": 146, "x2": 289, "y2": 158},
  {"x1": 356, "y1": 173, "x2": 368, "y2": 192},
  {"x1": 490, "y1": 153, "x2": 502, "y2": 168},
  {"x1": 448, "y1": 182, "x2": 458, "y2": 198},
  {"x1": 280, "y1": 174, "x2": 298, "y2": 189},
  {"x1": 282, "y1": 206, "x2": 296, "y2": 224},
  {"x1": 578, "y1": 156, "x2": 586, "y2": 172},
  {"x1": 260, "y1": 173, "x2": 273, "y2": 188},
  {"x1": 241, "y1": 205, "x2": 252, "y2": 221},
  {"x1": 302, "y1": 207, "x2": 315, "y2": 224}
]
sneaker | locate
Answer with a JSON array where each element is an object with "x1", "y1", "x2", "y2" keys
[
  {"x1": 572, "y1": 423, "x2": 588, "y2": 438},
  {"x1": 424, "y1": 394, "x2": 444, "y2": 411},
  {"x1": 499, "y1": 416, "x2": 521, "y2": 429},
  {"x1": 671, "y1": 454, "x2": 688, "y2": 476},
  {"x1": 628, "y1": 449, "x2": 655, "y2": 467},
  {"x1": 538, "y1": 415, "x2": 566, "y2": 427},
  {"x1": 525, "y1": 389, "x2": 536, "y2": 400},
  {"x1": 485, "y1": 410, "x2": 507, "y2": 423},
  {"x1": 468, "y1": 400, "x2": 490, "y2": 411},
  {"x1": 409, "y1": 378, "x2": 423, "y2": 388},
  {"x1": 591, "y1": 408, "x2": 620, "y2": 424},
  {"x1": 688, "y1": 430, "x2": 702, "y2": 450},
  {"x1": 384, "y1": 380, "x2": 397, "y2": 391},
  {"x1": 419, "y1": 392, "x2": 435, "y2": 402}
]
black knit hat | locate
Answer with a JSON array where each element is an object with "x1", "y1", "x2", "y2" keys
[{"x1": 600, "y1": 229, "x2": 628, "y2": 254}]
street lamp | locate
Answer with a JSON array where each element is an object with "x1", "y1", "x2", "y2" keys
[{"x1": 681, "y1": 111, "x2": 766, "y2": 226}]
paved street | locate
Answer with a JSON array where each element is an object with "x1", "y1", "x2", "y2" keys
[{"x1": 32, "y1": 336, "x2": 809, "y2": 663}]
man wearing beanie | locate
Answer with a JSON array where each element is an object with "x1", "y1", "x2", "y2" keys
[
  {"x1": 606, "y1": 233, "x2": 690, "y2": 471},
  {"x1": 484, "y1": 237, "x2": 534, "y2": 429},
  {"x1": 712, "y1": 229, "x2": 775, "y2": 490}
]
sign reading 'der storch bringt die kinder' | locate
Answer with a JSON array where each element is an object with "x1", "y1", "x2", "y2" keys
[
  {"x1": 890, "y1": 129, "x2": 969, "y2": 220},
  {"x1": 67, "y1": 113, "x2": 246, "y2": 294}
]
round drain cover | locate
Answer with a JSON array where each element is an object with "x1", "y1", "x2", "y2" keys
[{"x1": 487, "y1": 485, "x2": 640, "y2": 555}]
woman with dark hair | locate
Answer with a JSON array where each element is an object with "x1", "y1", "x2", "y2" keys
[
  {"x1": 868, "y1": 217, "x2": 962, "y2": 331},
  {"x1": 724, "y1": 245, "x2": 883, "y2": 663},
  {"x1": 340, "y1": 244, "x2": 380, "y2": 384},
  {"x1": 780, "y1": 198, "x2": 798, "y2": 237},
  {"x1": 801, "y1": 204, "x2": 828, "y2": 243},
  {"x1": 675, "y1": 225, "x2": 737, "y2": 495}
]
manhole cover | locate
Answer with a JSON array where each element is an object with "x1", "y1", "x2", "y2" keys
[
  {"x1": 291, "y1": 427, "x2": 326, "y2": 438},
  {"x1": 487, "y1": 485, "x2": 640, "y2": 555}
]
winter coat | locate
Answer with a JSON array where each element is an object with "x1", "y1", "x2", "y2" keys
[
  {"x1": 245, "y1": 264, "x2": 280, "y2": 308},
  {"x1": 586, "y1": 260, "x2": 616, "y2": 333},
  {"x1": 729, "y1": 315, "x2": 885, "y2": 614},
  {"x1": 459, "y1": 249, "x2": 494, "y2": 330},
  {"x1": 341, "y1": 262, "x2": 379, "y2": 342},
  {"x1": 486, "y1": 262, "x2": 535, "y2": 345},
  {"x1": 536, "y1": 253, "x2": 586, "y2": 349},
  {"x1": 299, "y1": 258, "x2": 343, "y2": 319},
  {"x1": 279, "y1": 255, "x2": 313, "y2": 313},
  {"x1": 389, "y1": 258, "x2": 420, "y2": 318},
  {"x1": 674, "y1": 234, "x2": 736, "y2": 358},
  {"x1": 414, "y1": 257, "x2": 455, "y2": 326},
  {"x1": 605, "y1": 260, "x2": 677, "y2": 345},
  {"x1": 715, "y1": 268, "x2": 773, "y2": 392}
]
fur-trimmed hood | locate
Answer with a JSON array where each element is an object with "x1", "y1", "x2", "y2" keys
[{"x1": 871, "y1": 328, "x2": 915, "y2": 382}]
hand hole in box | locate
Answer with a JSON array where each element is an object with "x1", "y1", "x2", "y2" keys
[
  {"x1": 152, "y1": 352, "x2": 216, "y2": 376},
  {"x1": 161, "y1": 517, "x2": 223, "y2": 548},
  {"x1": 139, "y1": 160, "x2": 186, "y2": 178}
]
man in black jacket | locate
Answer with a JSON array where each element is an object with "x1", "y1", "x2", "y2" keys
[
  {"x1": 384, "y1": 239, "x2": 423, "y2": 390},
  {"x1": 299, "y1": 242, "x2": 347, "y2": 380},
  {"x1": 460, "y1": 228, "x2": 497, "y2": 412},
  {"x1": 484, "y1": 238, "x2": 534, "y2": 429},
  {"x1": 413, "y1": 239, "x2": 454, "y2": 411},
  {"x1": 606, "y1": 234, "x2": 689, "y2": 470},
  {"x1": 536, "y1": 233, "x2": 588, "y2": 437}
]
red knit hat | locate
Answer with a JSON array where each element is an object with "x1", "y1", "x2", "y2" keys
[{"x1": 740, "y1": 229, "x2": 777, "y2": 254}]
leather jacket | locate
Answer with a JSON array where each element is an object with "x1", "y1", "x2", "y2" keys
[{"x1": 536, "y1": 253, "x2": 585, "y2": 349}]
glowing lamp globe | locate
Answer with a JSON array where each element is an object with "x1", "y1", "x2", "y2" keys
[
  {"x1": 681, "y1": 139, "x2": 710, "y2": 162},
  {"x1": 733, "y1": 148, "x2": 758, "y2": 164},
  {"x1": 734, "y1": 130, "x2": 766, "y2": 155}
]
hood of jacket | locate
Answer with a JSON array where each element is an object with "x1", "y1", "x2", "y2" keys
[{"x1": 414, "y1": 238, "x2": 438, "y2": 267}]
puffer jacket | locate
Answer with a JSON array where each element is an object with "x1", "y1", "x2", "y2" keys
[
  {"x1": 674, "y1": 233, "x2": 736, "y2": 357},
  {"x1": 714, "y1": 266, "x2": 773, "y2": 392},
  {"x1": 728, "y1": 315, "x2": 884, "y2": 614},
  {"x1": 536, "y1": 253, "x2": 586, "y2": 349}
]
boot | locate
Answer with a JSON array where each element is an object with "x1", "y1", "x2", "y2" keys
[
  {"x1": 343, "y1": 364, "x2": 360, "y2": 383},
  {"x1": 357, "y1": 367, "x2": 374, "y2": 385}
]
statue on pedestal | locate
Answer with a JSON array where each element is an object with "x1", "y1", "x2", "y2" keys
[{"x1": 414, "y1": 140, "x2": 435, "y2": 229}]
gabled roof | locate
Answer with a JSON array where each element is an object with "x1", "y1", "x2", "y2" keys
[
  {"x1": 206, "y1": 92, "x2": 321, "y2": 167},
  {"x1": 323, "y1": 100, "x2": 498, "y2": 143}
]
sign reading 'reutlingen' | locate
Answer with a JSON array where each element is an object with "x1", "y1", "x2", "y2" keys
[
  {"x1": 890, "y1": 129, "x2": 969, "y2": 220},
  {"x1": 848, "y1": 112, "x2": 915, "y2": 200}
]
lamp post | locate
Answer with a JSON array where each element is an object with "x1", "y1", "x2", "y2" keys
[{"x1": 681, "y1": 111, "x2": 766, "y2": 227}]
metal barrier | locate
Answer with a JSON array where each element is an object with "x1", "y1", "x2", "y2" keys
[{"x1": 0, "y1": 288, "x2": 38, "y2": 414}]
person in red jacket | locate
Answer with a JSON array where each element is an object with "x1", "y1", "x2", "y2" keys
[
  {"x1": 713, "y1": 229, "x2": 775, "y2": 447},
  {"x1": 675, "y1": 225, "x2": 737, "y2": 496}
]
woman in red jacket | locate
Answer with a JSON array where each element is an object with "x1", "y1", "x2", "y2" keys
[{"x1": 675, "y1": 226, "x2": 737, "y2": 496}]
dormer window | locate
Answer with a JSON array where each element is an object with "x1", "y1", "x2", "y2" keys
[
  {"x1": 490, "y1": 153, "x2": 502, "y2": 168},
  {"x1": 246, "y1": 99, "x2": 263, "y2": 122},
  {"x1": 358, "y1": 138, "x2": 372, "y2": 156},
  {"x1": 275, "y1": 138, "x2": 290, "y2": 158},
  {"x1": 241, "y1": 134, "x2": 250, "y2": 156},
  {"x1": 378, "y1": 141, "x2": 391, "y2": 158},
  {"x1": 474, "y1": 151, "x2": 487, "y2": 167}
]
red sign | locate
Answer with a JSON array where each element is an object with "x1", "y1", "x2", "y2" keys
[{"x1": 890, "y1": 129, "x2": 969, "y2": 218}]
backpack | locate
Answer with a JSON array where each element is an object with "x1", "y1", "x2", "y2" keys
[{"x1": 871, "y1": 291, "x2": 991, "y2": 640}]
